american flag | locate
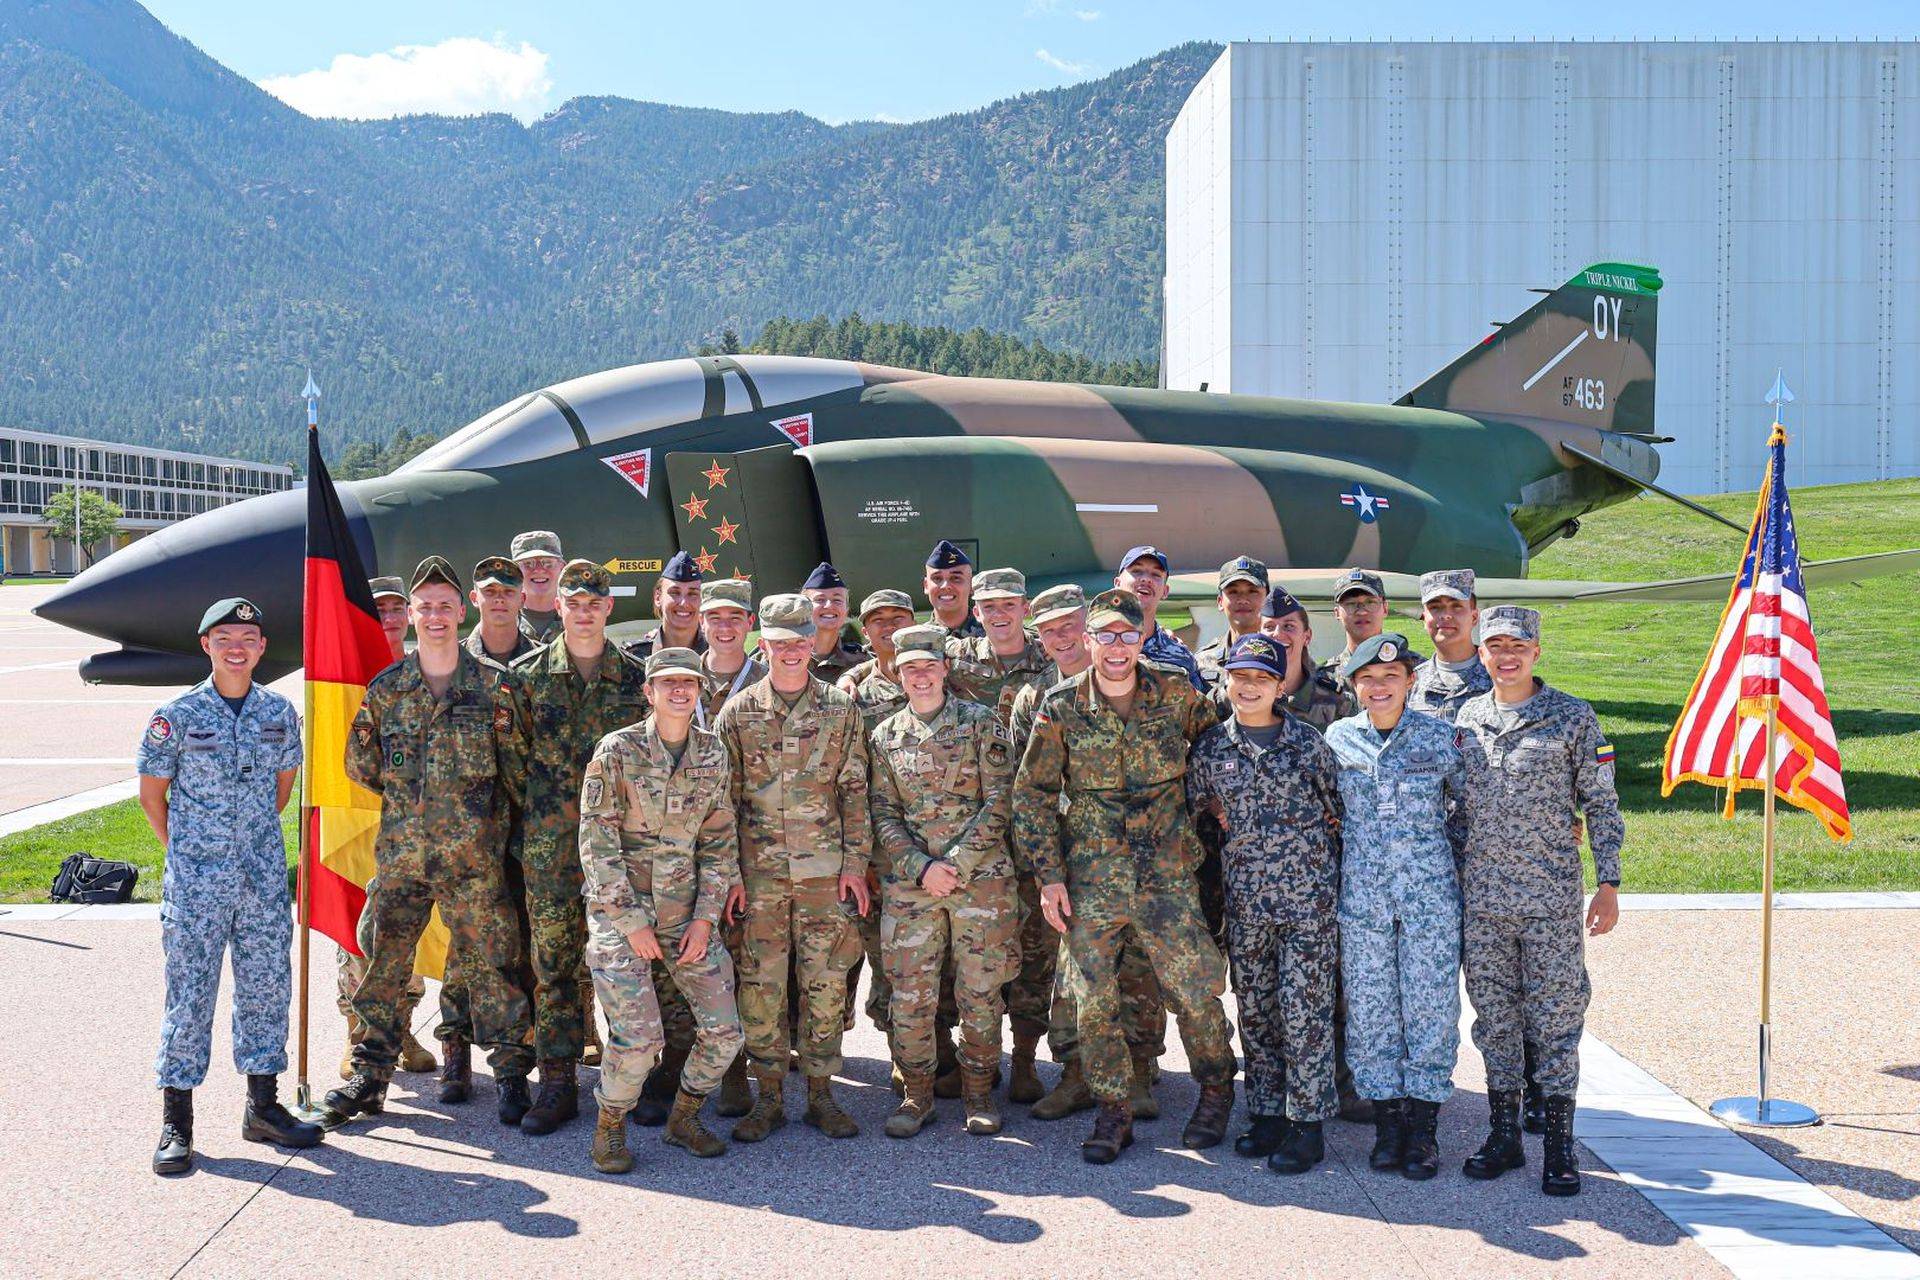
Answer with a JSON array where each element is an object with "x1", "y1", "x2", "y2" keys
[{"x1": 1661, "y1": 423, "x2": 1851, "y2": 841}]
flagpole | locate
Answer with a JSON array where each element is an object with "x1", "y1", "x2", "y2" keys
[{"x1": 294, "y1": 371, "x2": 322, "y2": 1123}]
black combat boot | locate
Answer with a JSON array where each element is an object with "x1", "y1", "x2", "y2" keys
[
  {"x1": 1522, "y1": 1041, "x2": 1545, "y2": 1133},
  {"x1": 497, "y1": 1073, "x2": 532, "y2": 1126},
  {"x1": 242, "y1": 1075, "x2": 323, "y2": 1148},
  {"x1": 1401, "y1": 1098, "x2": 1440, "y2": 1181},
  {"x1": 438, "y1": 1034, "x2": 472, "y2": 1104},
  {"x1": 323, "y1": 1070, "x2": 388, "y2": 1120},
  {"x1": 1267, "y1": 1120, "x2": 1324, "y2": 1175},
  {"x1": 521, "y1": 1059, "x2": 579, "y2": 1135},
  {"x1": 153, "y1": 1087, "x2": 194, "y2": 1176},
  {"x1": 1541, "y1": 1095, "x2": 1582, "y2": 1196},
  {"x1": 1368, "y1": 1098, "x2": 1406, "y2": 1171},
  {"x1": 1463, "y1": 1089, "x2": 1526, "y2": 1180},
  {"x1": 1235, "y1": 1114, "x2": 1290, "y2": 1158}
]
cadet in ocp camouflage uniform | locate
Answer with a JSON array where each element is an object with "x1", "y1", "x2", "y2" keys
[
  {"x1": 869, "y1": 625, "x2": 1021, "y2": 1138},
  {"x1": 845, "y1": 589, "x2": 920, "y2": 1038},
  {"x1": 622, "y1": 551, "x2": 707, "y2": 665},
  {"x1": 944, "y1": 567, "x2": 1050, "y2": 724},
  {"x1": 1453, "y1": 605, "x2": 1623, "y2": 1198},
  {"x1": 579, "y1": 648, "x2": 743, "y2": 1173},
  {"x1": 506, "y1": 558, "x2": 653, "y2": 1134},
  {"x1": 1260, "y1": 587, "x2": 1357, "y2": 730},
  {"x1": 1186, "y1": 635, "x2": 1343, "y2": 1176},
  {"x1": 1408, "y1": 569, "x2": 1491, "y2": 720},
  {"x1": 326, "y1": 558, "x2": 537, "y2": 1128},
  {"x1": 797, "y1": 562, "x2": 869, "y2": 681},
  {"x1": 1016, "y1": 588, "x2": 1236, "y2": 1165},
  {"x1": 1324, "y1": 632, "x2": 1470, "y2": 1183},
  {"x1": 716, "y1": 594, "x2": 872, "y2": 1143},
  {"x1": 924, "y1": 538, "x2": 985, "y2": 640}
]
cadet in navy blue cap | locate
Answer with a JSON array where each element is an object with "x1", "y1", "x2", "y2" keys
[
  {"x1": 1251, "y1": 586, "x2": 1356, "y2": 732},
  {"x1": 800, "y1": 561, "x2": 867, "y2": 680},
  {"x1": 624, "y1": 550, "x2": 707, "y2": 665},
  {"x1": 924, "y1": 539, "x2": 984, "y2": 640},
  {"x1": 1115, "y1": 544, "x2": 1206, "y2": 690},
  {"x1": 139, "y1": 598, "x2": 322, "y2": 1174}
]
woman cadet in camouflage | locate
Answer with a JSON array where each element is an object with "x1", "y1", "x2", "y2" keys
[
  {"x1": 1185, "y1": 635, "x2": 1344, "y2": 1176},
  {"x1": 1323, "y1": 632, "x2": 1471, "y2": 1183},
  {"x1": 867, "y1": 624, "x2": 1021, "y2": 1139},
  {"x1": 578, "y1": 647, "x2": 744, "y2": 1173}
]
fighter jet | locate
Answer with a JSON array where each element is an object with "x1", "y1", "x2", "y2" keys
[{"x1": 37, "y1": 262, "x2": 1917, "y2": 683}]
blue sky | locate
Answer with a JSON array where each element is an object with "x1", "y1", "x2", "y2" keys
[{"x1": 144, "y1": 0, "x2": 1919, "y2": 124}]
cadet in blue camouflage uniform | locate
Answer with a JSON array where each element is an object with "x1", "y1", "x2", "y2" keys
[
  {"x1": 1453, "y1": 605, "x2": 1623, "y2": 1198},
  {"x1": 1192, "y1": 555, "x2": 1272, "y2": 687},
  {"x1": 1408, "y1": 569, "x2": 1491, "y2": 720},
  {"x1": 1324, "y1": 632, "x2": 1470, "y2": 1183},
  {"x1": 139, "y1": 597, "x2": 322, "y2": 1175},
  {"x1": 1186, "y1": 635, "x2": 1343, "y2": 1176}
]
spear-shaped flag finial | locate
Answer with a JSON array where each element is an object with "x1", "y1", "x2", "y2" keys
[
  {"x1": 1765, "y1": 369, "x2": 1794, "y2": 409},
  {"x1": 303, "y1": 368, "x2": 321, "y2": 428}
]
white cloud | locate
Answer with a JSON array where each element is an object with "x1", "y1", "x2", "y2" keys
[
  {"x1": 1075, "y1": 8, "x2": 1102, "y2": 19},
  {"x1": 1034, "y1": 48, "x2": 1092, "y2": 75},
  {"x1": 1025, "y1": 0, "x2": 1098, "y2": 16},
  {"x1": 260, "y1": 36, "x2": 554, "y2": 123}
]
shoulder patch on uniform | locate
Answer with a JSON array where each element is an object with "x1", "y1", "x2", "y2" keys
[
  {"x1": 583, "y1": 774, "x2": 605, "y2": 809},
  {"x1": 493, "y1": 704, "x2": 512, "y2": 733},
  {"x1": 1595, "y1": 741, "x2": 1616, "y2": 765},
  {"x1": 145, "y1": 714, "x2": 173, "y2": 744}
]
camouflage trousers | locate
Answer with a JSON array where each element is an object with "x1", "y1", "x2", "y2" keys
[
  {"x1": 520, "y1": 842, "x2": 589, "y2": 1061},
  {"x1": 1464, "y1": 910, "x2": 1589, "y2": 1097},
  {"x1": 1339, "y1": 903, "x2": 1462, "y2": 1104},
  {"x1": 1064, "y1": 886, "x2": 1235, "y2": 1103},
  {"x1": 882, "y1": 875, "x2": 1019, "y2": 1075},
  {"x1": 1005, "y1": 871, "x2": 1060, "y2": 1042},
  {"x1": 1048, "y1": 927, "x2": 1166, "y2": 1063},
  {"x1": 1227, "y1": 914, "x2": 1337, "y2": 1121},
  {"x1": 156, "y1": 881, "x2": 290, "y2": 1090},
  {"x1": 855, "y1": 892, "x2": 893, "y2": 1031},
  {"x1": 736, "y1": 875, "x2": 863, "y2": 1079},
  {"x1": 438, "y1": 848, "x2": 534, "y2": 1044},
  {"x1": 350, "y1": 869, "x2": 534, "y2": 1080},
  {"x1": 335, "y1": 891, "x2": 423, "y2": 1021},
  {"x1": 587, "y1": 913, "x2": 743, "y2": 1114}
]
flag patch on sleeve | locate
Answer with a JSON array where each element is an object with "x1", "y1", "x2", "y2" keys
[{"x1": 1595, "y1": 742, "x2": 1616, "y2": 765}]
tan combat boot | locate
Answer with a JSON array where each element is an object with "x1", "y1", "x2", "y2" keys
[
  {"x1": 731, "y1": 1067, "x2": 788, "y2": 1143},
  {"x1": 399, "y1": 1030, "x2": 438, "y2": 1074},
  {"x1": 590, "y1": 1103, "x2": 633, "y2": 1174},
  {"x1": 339, "y1": 1013, "x2": 365, "y2": 1080},
  {"x1": 580, "y1": 977, "x2": 603, "y2": 1068},
  {"x1": 664, "y1": 1089, "x2": 726, "y2": 1158},
  {"x1": 803, "y1": 1076, "x2": 860, "y2": 1139},
  {"x1": 885, "y1": 1070, "x2": 937, "y2": 1138},
  {"x1": 1129, "y1": 1049, "x2": 1161, "y2": 1121},
  {"x1": 714, "y1": 1054, "x2": 752, "y2": 1118},
  {"x1": 1007, "y1": 1028, "x2": 1044, "y2": 1105},
  {"x1": 962, "y1": 1065, "x2": 1002, "y2": 1135},
  {"x1": 1031, "y1": 1059, "x2": 1094, "y2": 1120},
  {"x1": 932, "y1": 1029, "x2": 962, "y2": 1099}
]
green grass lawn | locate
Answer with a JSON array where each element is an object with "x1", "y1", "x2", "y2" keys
[{"x1": 0, "y1": 799, "x2": 299, "y2": 904}]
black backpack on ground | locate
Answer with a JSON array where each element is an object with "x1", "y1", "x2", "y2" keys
[{"x1": 49, "y1": 854, "x2": 140, "y2": 904}]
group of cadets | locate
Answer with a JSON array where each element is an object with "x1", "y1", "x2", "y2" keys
[{"x1": 139, "y1": 532, "x2": 1623, "y2": 1201}]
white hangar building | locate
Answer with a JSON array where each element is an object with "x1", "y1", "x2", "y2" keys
[{"x1": 1162, "y1": 40, "x2": 1918, "y2": 493}]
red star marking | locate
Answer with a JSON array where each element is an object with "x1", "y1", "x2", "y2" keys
[
  {"x1": 702, "y1": 460, "x2": 730, "y2": 489},
  {"x1": 680, "y1": 494, "x2": 709, "y2": 521},
  {"x1": 732, "y1": 566, "x2": 750, "y2": 579},
  {"x1": 693, "y1": 546, "x2": 719, "y2": 575},
  {"x1": 713, "y1": 516, "x2": 740, "y2": 545}
]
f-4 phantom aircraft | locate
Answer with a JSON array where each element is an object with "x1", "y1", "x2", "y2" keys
[{"x1": 38, "y1": 262, "x2": 1917, "y2": 683}]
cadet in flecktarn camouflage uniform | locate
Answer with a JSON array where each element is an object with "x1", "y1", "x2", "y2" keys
[
  {"x1": 326, "y1": 558, "x2": 537, "y2": 1128},
  {"x1": 1015, "y1": 588, "x2": 1237, "y2": 1165},
  {"x1": 869, "y1": 625, "x2": 1021, "y2": 1138},
  {"x1": 578, "y1": 648, "x2": 744, "y2": 1173},
  {"x1": 140, "y1": 597, "x2": 322, "y2": 1176},
  {"x1": 511, "y1": 530, "x2": 567, "y2": 647},
  {"x1": 715, "y1": 593, "x2": 872, "y2": 1143},
  {"x1": 505, "y1": 559, "x2": 653, "y2": 1135},
  {"x1": 1324, "y1": 632, "x2": 1471, "y2": 1183},
  {"x1": 1186, "y1": 635, "x2": 1344, "y2": 1176},
  {"x1": 1408, "y1": 569, "x2": 1492, "y2": 721},
  {"x1": 1453, "y1": 605, "x2": 1623, "y2": 1198},
  {"x1": 463, "y1": 555, "x2": 540, "y2": 667}
]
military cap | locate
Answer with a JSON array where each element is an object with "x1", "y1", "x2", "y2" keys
[
  {"x1": 644, "y1": 646, "x2": 703, "y2": 679},
  {"x1": 1342, "y1": 630, "x2": 1416, "y2": 678},
  {"x1": 1261, "y1": 586, "x2": 1307, "y2": 620},
  {"x1": 1117, "y1": 544, "x2": 1169, "y2": 574},
  {"x1": 972, "y1": 567, "x2": 1027, "y2": 600},
  {"x1": 1333, "y1": 567, "x2": 1386, "y2": 601},
  {"x1": 1217, "y1": 554, "x2": 1271, "y2": 591},
  {"x1": 198, "y1": 596, "x2": 263, "y2": 635},
  {"x1": 859, "y1": 588, "x2": 915, "y2": 619},
  {"x1": 801, "y1": 561, "x2": 847, "y2": 591},
  {"x1": 557, "y1": 558, "x2": 612, "y2": 597},
  {"x1": 1087, "y1": 588, "x2": 1147, "y2": 631},
  {"x1": 1030, "y1": 583, "x2": 1087, "y2": 626},
  {"x1": 757, "y1": 593, "x2": 817, "y2": 641},
  {"x1": 661, "y1": 550, "x2": 702, "y2": 582},
  {"x1": 699, "y1": 577, "x2": 754, "y2": 613},
  {"x1": 409, "y1": 556, "x2": 462, "y2": 594},
  {"x1": 510, "y1": 529, "x2": 564, "y2": 562},
  {"x1": 1478, "y1": 604, "x2": 1541, "y2": 644},
  {"x1": 368, "y1": 576, "x2": 406, "y2": 601},
  {"x1": 1223, "y1": 633, "x2": 1288, "y2": 678},
  {"x1": 472, "y1": 555, "x2": 522, "y2": 589},
  {"x1": 1419, "y1": 568, "x2": 1476, "y2": 604},
  {"x1": 926, "y1": 539, "x2": 972, "y2": 570},
  {"x1": 891, "y1": 623, "x2": 948, "y2": 666}
]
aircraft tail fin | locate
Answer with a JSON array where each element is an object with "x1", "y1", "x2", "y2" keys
[{"x1": 1397, "y1": 263, "x2": 1660, "y2": 436}]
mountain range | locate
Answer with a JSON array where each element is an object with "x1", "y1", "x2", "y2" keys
[{"x1": 0, "y1": 0, "x2": 1216, "y2": 465}]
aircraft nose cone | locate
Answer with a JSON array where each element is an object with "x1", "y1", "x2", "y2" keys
[{"x1": 35, "y1": 487, "x2": 325, "y2": 677}]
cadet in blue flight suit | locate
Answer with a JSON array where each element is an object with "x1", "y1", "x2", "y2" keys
[
  {"x1": 1323, "y1": 632, "x2": 1471, "y2": 1183},
  {"x1": 137, "y1": 597, "x2": 324, "y2": 1175}
]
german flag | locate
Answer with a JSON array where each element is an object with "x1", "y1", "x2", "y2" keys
[{"x1": 301, "y1": 425, "x2": 448, "y2": 975}]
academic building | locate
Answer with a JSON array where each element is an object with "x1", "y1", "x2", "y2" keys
[
  {"x1": 1163, "y1": 40, "x2": 1919, "y2": 493},
  {"x1": 0, "y1": 427, "x2": 294, "y2": 575}
]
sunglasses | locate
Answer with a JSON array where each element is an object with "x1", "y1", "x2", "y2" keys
[{"x1": 1091, "y1": 630, "x2": 1143, "y2": 647}]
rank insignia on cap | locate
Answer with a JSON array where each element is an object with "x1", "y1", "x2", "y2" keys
[
  {"x1": 1595, "y1": 742, "x2": 1616, "y2": 765},
  {"x1": 145, "y1": 715, "x2": 172, "y2": 744}
]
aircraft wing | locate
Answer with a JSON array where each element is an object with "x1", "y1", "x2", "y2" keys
[{"x1": 1162, "y1": 548, "x2": 1920, "y2": 606}]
